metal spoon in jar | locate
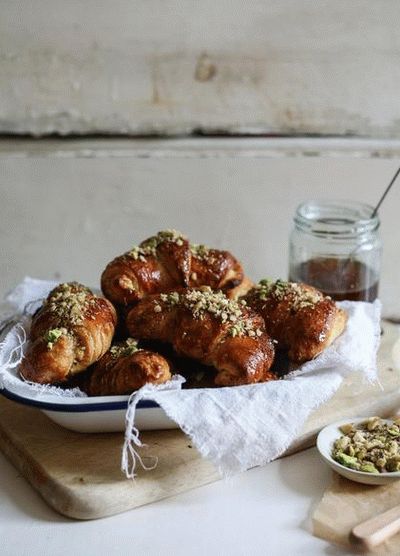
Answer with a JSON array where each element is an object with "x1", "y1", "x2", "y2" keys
[{"x1": 339, "y1": 166, "x2": 400, "y2": 284}]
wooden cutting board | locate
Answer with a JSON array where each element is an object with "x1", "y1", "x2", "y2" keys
[{"x1": 0, "y1": 322, "x2": 399, "y2": 520}]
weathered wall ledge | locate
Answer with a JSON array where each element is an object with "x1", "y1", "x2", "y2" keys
[
  {"x1": 1, "y1": 1, "x2": 400, "y2": 137},
  {"x1": 2, "y1": 137, "x2": 400, "y2": 159}
]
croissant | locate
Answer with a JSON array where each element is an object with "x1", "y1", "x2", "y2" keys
[
  {"x1": 244, "y1": 279, "x2": 347, "y2": 363},
  {"x1": 126, "y1": 287, "x2": 276, "y2": 387},
  {"x1": 82, "y1": 338, "x2": 171, "y2": 396},
  {"x1": 101, "y1": 230, "x2": 244, "y2": 306},
  {"x1": 20, "y1": 282, "x2": 117, "y2": 384},
  {"x1": 226, "y1": 276, "x2": 254, "y2": 300}
]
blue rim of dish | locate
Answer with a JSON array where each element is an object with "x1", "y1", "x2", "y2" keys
[{"x1": 0, "y1": 387, "x2": 159, "y2": 412}]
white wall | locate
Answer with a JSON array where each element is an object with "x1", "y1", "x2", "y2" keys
[
  {"x1": 1, "y1": 139, "x2": 399, "y2": 317},
  {"x1": 2, "y1": 1, "x2": 400, "y2": 136}
]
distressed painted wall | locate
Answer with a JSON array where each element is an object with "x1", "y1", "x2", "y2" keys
[{"x1": 1, "y1": 1, "x2": 400, "y2": 136}]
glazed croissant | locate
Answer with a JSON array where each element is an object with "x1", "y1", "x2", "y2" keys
[
  {"x1": 126, "y1": 287, "x2": 276, "y2": 387},
  {"x1": 101, "y1": 230, "x2": 244, "y2": 306},
  {"x1": 82, "y1": 338, "x2": 171, "y2": 396},
  {"x1": 20, "y1": 282, "x2": 117, "y2": 384},
  {"x1": 244, "y1": 279, "x2": 347, "y2": 363}
]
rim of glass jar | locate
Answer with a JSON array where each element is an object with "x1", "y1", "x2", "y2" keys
[{"x1": 294, "y1": 200, "x2": 380, "y2": 239}]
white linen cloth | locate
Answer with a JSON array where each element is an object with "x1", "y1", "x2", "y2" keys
[{"x1": 0, "y1": 278, "x2": 381, "y2": 477}]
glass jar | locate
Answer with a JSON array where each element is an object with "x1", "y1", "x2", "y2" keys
[{"x1": 288, "y1": 200, "x2": 382, "y2": 301}]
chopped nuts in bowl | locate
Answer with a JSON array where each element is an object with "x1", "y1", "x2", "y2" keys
[{"x1": 317, "y1": 417, "x2": 400, "y2": 485}]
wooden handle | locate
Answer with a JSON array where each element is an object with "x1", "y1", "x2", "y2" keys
[{"x1": 351, "y1": 505, "x2": 400, "y2": 549}]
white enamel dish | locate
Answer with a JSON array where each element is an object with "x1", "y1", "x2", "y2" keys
[
  {"x1": 0, "y1": 297, "x2": 178, "y2": 432},
  {"x1": 317, "y1": 417, "x2": 400, "y2": 486},
  {"x1": 1, "y1": 384, "x2": 177, "y2": 433}
]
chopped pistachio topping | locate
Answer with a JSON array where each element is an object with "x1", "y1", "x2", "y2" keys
[
  {"x1": 127, "y1": 246, "x2": 148, "y2": 262},
  {"x1": 44, "y1": 327, "x2": 68, "y2": 350},
  {"x1": 190, "y1": 243, "x2": 210, "y2": 260},
  {"x1": 160, "y1": 291, "x2": 180, "y2": 305},
  {"x1": 47, "y1": 282, "x2": 95, "y2": 326},
  {"x1": 159, "y1": 287, "x2": 262, "y2": 338},
  {"x1": 153, "y1": 229, "x2": 186, "y2": 245},
  {"x1": 229, "y1": 321, "x2": 263, "y2": 338},
  {"x1": 332, "y1": 417, "x2": 400, "y2": 473},
  {"x1": 255, "y1": 279, "x2": 323, "y2": 310},
  {"x1": 110, "y1": 338, "x2": 141, "y2": 358},
  {"x1": 119, "y1": 275, "x2": 136, "y2": 292},
  {"x1": 127, "y1": 229, "x2": 187, "y2": 260}
]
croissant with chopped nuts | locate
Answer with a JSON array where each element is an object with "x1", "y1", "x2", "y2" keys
[
  {"x1": 101, "y1": 230, "x2": 247, "y2": 307},
  {"x1": 81, "y1": 338, "x2": 171, "y2": 396},
  {"x1": 126, "y1": 287, "x2": 276, "y2": 386},
  {"x1": 244, "y1": 279, "x2": 347, "y2": 363},
  {"x1": 20, "y1": 282, "x2": 117, "y2": 384}
]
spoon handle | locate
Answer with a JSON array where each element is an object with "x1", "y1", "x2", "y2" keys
[{"x1": 351, "y1": 504, "x2": 400, "y2": 549}]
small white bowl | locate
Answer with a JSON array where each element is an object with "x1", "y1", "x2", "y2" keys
[{"x1": 317, "y1": 417, "x2": 400, "y2": 485}]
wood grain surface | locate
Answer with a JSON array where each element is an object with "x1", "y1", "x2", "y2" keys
[{"x1": 0, "y1": 322, "x2": 399, "y2": 520}]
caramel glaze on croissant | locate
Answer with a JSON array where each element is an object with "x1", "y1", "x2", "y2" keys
[
  {"x1": 101, "y1": 230, "x2": 244, "y2": 307},
  {"x1": 244, "y1": 279, "x2": 347, "y2": 364},
  {"x1": 20, "y1": 282, "x2": 117, "y2": 384},
  {"x1": 126, "y1": 287, "x2": 276, "y2": 387},
  {"x1": 82, "y1": 338, "x2": 171, "y2": 396}
]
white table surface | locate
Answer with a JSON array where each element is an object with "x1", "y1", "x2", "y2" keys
[{"x1": 0, "y1": 443, "x2": 353, "y2": 556}]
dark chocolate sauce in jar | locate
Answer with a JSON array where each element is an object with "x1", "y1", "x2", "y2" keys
[
  {"x1": 289, "y1": 200, "x2": 382, "y2": 303},
  {"x1": 289, "y1": 257, "x2": 379, "y2": 302}
]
